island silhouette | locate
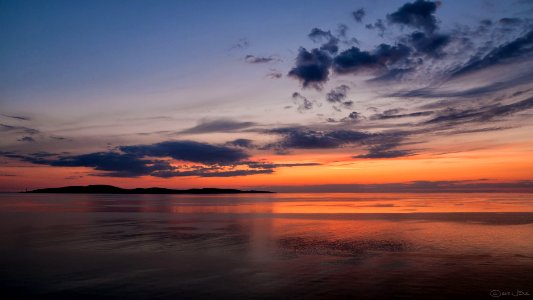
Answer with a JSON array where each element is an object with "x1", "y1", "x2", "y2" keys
[{"x1": 25, "y1": 185, "x2": 273, "y2": 194}]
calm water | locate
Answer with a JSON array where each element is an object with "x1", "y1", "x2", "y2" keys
[{"x1": 0, "y1": 193, "x2": 532, "y2": 299}]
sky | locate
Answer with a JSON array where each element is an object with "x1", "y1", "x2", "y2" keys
[{"x1": 1, "y1": 0, "x2": 533, "y2": 192}]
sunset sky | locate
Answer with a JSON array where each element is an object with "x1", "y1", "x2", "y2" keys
[{"x1": 1, "y1": 0, "x2": 533, "y2": 192}]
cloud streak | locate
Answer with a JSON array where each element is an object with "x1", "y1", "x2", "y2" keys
[
  {"x1": 179, "y1": 119, "x2": 257, "y2": 134},
  {"x1": 452, "y1": 30, "x2": 533, "y2": 76},
  {"x1": 245, "y1": 55, "x2": 280, "y2": 64},
  {"x1": 1, "y1": 114, "x2": 30, "y2": 121},
  {"x1": 0, "y1": 123, "x2": 39, "y2": 135},
  {"x1": 424, "y1": 97, "x2": 533, "y2": 125}
]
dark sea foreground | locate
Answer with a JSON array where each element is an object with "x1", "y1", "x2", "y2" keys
[{"x1": 0, "y1": 193, "x2": 532, "y2": 299}]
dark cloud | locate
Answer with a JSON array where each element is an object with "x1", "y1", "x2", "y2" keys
[
  {"x1": 56, "y1": 152, "x2": 169, "y2": 177},
  {"x1": 326, "y1": 84, "x2": 350, "y2": 103},
  {"x1": 245, "y1": 55, "x2": 279, "y2": 64},
  {"x1": 287, "y1": 0, "x2": 530, "y2": 91},
  {"x1": 333, "y1": 43, "x2": 411, "y2": 74},
  {"x1": 263, "y1": 126, "x2": 415, "y2": 156},
  {"x1": 373, "y1": 43, "x2": 413, "y2": 63},
  {"x1": 387, "y1": 0, "x2": 440, "y2": 33},
  {"x1": 347, "y1": 111, "x2": 360, "y2": 120},
  {"x1": 180, "y1": 119, "x2": 257, "y2": 134},
  {"x1": 453, "y1": 30, "x2": 533, "y2": 76},
  {"x1": 2, "y1": 151, "x2": 163, "y2": 177},
  {"x1": 320, "y1": 38, "x2": 340, "y2": 54},
  {"x1": 333, "y1": 47, "x2": 380, "y2": 73},
  {"x1": 9, "y1": 149, "x2": 261, "y2": 178},
  {"x1": 2, "y1": 139, "x2": 320, "y2": 178},
  {"x1": 17, "y1": 136, "x2": 35, "y2": 142},
  {"x1": 308, "y1": 28, "x2": 340, "y2": 54},
  {"x1": 308, "y1": 28, "x2": 333, "y2": 41},
  {"x1": 266, "y1": 127, "x2": 371, "y2": 149},
  {"x1": 120, "y1": 140, "x2": 249, "y2": 165},
  {"x1": 285, "y1": 1, "x2": 448, "y2": 87},
  {"x1": 288, "y1": 48, "x2": 332, "y2": 89},
  {"x1": 352, "y1": 8, "x2": 366, "y2": 23},
  {"x1": 334, "y1": 111, "x2": 361, "y2": 122},
  {"x1": 407, "y1": 31, "x2": 450, "y2": 56}
]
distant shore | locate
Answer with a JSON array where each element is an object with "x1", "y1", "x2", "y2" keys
[{"x1": 24, "y1": 185, "x2": 273, "y2": 194}]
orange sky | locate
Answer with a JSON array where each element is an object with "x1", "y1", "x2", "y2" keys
[{"x1": 2, "y1": 140, "x2": 532, "y2": 192}]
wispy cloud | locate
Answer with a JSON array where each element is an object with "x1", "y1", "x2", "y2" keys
[
  {"x1": 352, "y1": 8, "x2": 365, "y2": 23},
  {"x1": 0, "y1": 123, "x2": 39, "y2": 135},
  {"x1": 1, "y1": 114, "x2": 31, "y2": 121},
  {"x1": 423, "y1": 97, "x2": 533, "y2": 125},
  {"x1": 230, "y1": 37, "x2": 249, "y2": 50},
  {"x1": 17, "y1": 136, "x2": 35, "y2": 142},
  {"x1": 244, "y1": 54, "x2": 281, "y2": 64},
  {"x1": 179, "y1": 119, "x2": 257, "y2": 134}
]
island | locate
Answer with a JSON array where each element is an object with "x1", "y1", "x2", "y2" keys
[{"x1": 24, "y1": 185, "x2": 273, "y2": 194}]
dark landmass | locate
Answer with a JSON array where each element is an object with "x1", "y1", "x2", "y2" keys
[{"x1": 24, "y1": 185, "x2": 273, "y2": 194}]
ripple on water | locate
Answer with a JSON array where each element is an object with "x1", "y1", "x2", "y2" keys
[{"x1": 278, "y1": 236, "x2": 411, "y2": 257}]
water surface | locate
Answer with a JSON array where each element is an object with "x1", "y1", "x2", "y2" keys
[{"x1": 0, "y1": 193, "x2": 532, "y2": 299}]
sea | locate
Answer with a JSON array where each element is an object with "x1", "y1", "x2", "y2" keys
[{"x1": 0, "y1": 193, "x2": 532, "y2": 299}]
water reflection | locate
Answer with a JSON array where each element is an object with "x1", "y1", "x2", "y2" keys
[{"x1": 0, "y1": 193, "x2": 532, "y2": 299}]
